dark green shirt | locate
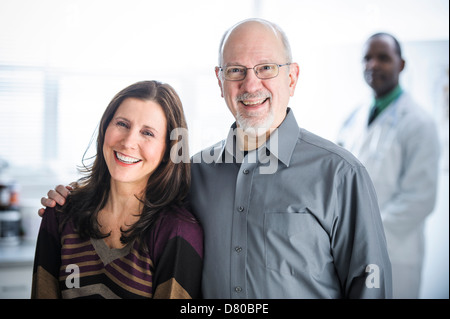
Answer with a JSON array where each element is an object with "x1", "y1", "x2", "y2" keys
[{"x1": 368, "y1": 85, "x2": 403, "y2": 125}]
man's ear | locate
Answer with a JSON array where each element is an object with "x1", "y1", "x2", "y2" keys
[
  {"x1": 399, "y1": 58, "x2": 406, "y2": 73},
  {"x1": 215, "y1": 66, "x2": 224, "y2": 98},
  {"x1": 288, "y1": 62, "x2": 300, "y2": 97}
]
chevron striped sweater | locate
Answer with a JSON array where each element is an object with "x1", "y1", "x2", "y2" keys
[{"x1": 31, "y1": 206, "x2": 203, "y2": 299}]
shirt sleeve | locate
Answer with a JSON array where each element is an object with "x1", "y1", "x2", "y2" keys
[
  {"x1": 31, "y1": 207, "x2": 62, "y2": 299},
  {"x1": 152, "y1": 209, "x2": 204, "y2": 299},
  {"x1": 332, "y1": 165, "x2": 393, "y2": 299}
]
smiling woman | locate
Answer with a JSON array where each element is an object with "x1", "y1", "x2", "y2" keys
[
  {"x1": 103, "y1": 98, "x2": 167, "y2": 190},
  {"x1": 31, "y1": 81, "x2": 203, "y2": 299}
]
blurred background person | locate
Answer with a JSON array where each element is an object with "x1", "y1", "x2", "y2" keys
[{"x1": 337, "y1": 33, "x2": 441, "y2": 298}]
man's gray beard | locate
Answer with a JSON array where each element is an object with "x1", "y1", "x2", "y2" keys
[{"x1": 236, "y1": 108, "x2": 274, "y2": 137}]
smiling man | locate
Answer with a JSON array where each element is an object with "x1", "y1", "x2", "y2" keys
[
  {"x1": 216, "y1": 21, "x2": 297, "y2": 136},
  {"x1": 189, "y1": 19, "x2": 392, "y2": 298}
]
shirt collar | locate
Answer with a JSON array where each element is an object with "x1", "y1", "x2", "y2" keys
[
  {"x1": 373, "y1": 85, "x2": 403, "y2": 111},
  {"x1": 217, "y1": 108, "x2": 300, "y2": 167}
]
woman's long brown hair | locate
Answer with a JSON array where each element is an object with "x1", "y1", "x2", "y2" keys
[{"x1": 58, "y1": 81, "x2": 191, "y2": 252}]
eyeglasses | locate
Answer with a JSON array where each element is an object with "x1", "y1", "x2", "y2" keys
[{"x1": 219, "y1": 63, "x2": 291, "y2": 81}]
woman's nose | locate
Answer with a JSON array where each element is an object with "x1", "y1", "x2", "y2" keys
[{"x1": 121, "y1": 130, "x2": 138, "y2": 149}]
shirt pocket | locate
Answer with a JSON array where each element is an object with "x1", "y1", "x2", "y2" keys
[{"x1": 264, "y1": 210, "x2": 328, "y2": 277}]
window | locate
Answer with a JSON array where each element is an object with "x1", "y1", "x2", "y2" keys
[{"x1": 0, "y1": 68, "x2": 45, "y2": 167}]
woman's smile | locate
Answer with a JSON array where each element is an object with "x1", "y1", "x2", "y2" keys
[{"x1": 114, "y1": 151, "x2": 142, "y2": 165}]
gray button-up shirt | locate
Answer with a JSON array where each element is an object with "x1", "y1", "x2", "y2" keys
[{"x1": 190, "y1": 108, "x2": 392, "y2": 299}]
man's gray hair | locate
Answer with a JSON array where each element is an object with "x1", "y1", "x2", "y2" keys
[{"x1": 218, "y1": 18, "x2": 293, "y2": 66}]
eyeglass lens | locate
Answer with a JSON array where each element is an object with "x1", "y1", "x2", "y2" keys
[{"x1": 224, "y1": 63, "x2": 280, "y2": 80}]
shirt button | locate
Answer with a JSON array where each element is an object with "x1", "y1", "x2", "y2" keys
[
  {"x1": 235, "y1": 246, "x2": 242, "y2": 253},
  {"x1": 238, "y1": 206, "x2": 244, "y2": 212},
  {"x1": 235, "y1": 286, "x2": 242, "y2": 293},
  {"x1": 243, "y1": 169, "x2": 249, "y2": 174}
]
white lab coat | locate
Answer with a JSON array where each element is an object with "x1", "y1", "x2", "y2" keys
[{"x1": 337, "y1": 92, "x2": 441, "y2": 297}]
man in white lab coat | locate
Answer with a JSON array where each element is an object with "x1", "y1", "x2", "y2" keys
[{"x1": 337, "y1": 33, "x2": 441, "y2": 298}]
